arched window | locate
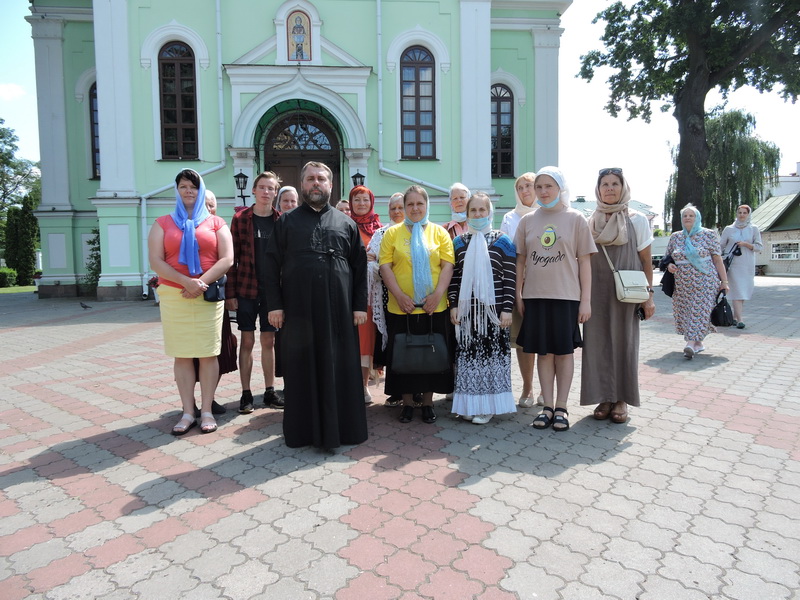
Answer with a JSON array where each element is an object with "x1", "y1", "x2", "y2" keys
[
  {"x1": 89, "y1": 82, "x2": 100, "y2": 179},
  {"x1": 158, "y1": 42, "x2": 197, "y2": 159},
  {"x1": 401, "y1": 46, "x2": 435, "y2": 159},
  {"x1": 491, "y1": 84, "x2": 514, "y2": 178}
]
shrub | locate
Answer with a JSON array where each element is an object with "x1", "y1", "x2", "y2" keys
[{"x1": 0, "y1": 268, "x2": 17, "y2": 288}]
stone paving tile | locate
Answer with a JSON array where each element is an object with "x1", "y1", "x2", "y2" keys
[{"x1": 2, "y1": 279, "x2": 800, "y2": 598}]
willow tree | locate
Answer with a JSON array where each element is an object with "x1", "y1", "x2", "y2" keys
[
  {"x1": 665, "y1": 109, "x2": 780, "y2": 229},
  {"x1": 579, "y1": 1, "x2": 800, "y2": 230}
]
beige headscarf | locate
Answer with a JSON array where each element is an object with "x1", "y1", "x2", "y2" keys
[
  {"x1": 589, "y1": 171, "x2": 632, "y2": 246},
  {"x1": 512, "y1": 172, "x2": 537, "y2": 217}
]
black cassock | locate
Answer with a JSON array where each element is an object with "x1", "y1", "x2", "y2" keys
[{"x1": 265, "y1": 203, "x2": 368, "y2": 448}]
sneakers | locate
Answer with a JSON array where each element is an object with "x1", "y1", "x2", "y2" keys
[
  {"x1": 238, "y1": 390, "x2": 255, "y2": 414},
  {"x1": 519, "y1": 392, "x2": 545, "y2": 408},
  {"x1": 471, "y1": 414, "x2": 493, "y2": 425},
  {"x1": 364, "y1": 387, "x2": 373, "y2": 404},
  {"x1": 263, "y1": 387, "x2": 285, "y2": 409}
]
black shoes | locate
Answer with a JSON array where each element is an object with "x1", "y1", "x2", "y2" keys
[
  {"x1": 239, "y1": 388, "x2": 284, "y2": 414},
  {"x1": 238, "y1": 390, "x2": 254, "y2": 414},
  {"x1": 194, "y1": 400, "x2": 227, "y2": 418},
  {"x1": 399, "y1": 404, "x2": 436, "y2": 423},
  {"x1": 264, "y1": 387, "x2": 285, "y2": 409},
  {"x1": 399, "y1": 406, "x2": 414, "y2": 423}
]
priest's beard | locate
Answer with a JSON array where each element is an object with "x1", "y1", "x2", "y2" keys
[{"x1": 302, "y1": 187, "x2": 331, "y2": 210}]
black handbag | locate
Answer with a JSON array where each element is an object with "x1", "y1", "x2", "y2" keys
[
  {"x1": 391, "y1": 316, "x2": 449, "y2": 374},
  {"x1": 710, "y1": 291, "x2": 734, "y2": 327},
  {"x1": 723, "y1": 243, "x2": 741, "y2": 270},
  {"x1": 659, "y1": 254, "x2": 675, "y2": 297},
  {"x1": 203, "y1": 275, "x2": 227, "y2": 302}
]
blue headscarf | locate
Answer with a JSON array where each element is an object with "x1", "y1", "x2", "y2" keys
[
  {"x1": 404, "y1": 205, "x2": 434, "y2": 305},
  {"x1": 682, "y1": 205, "x2": 710, "y2": 274},
  {"x1": 170, "y1": 169, "x2": 209, "y2": 277}
]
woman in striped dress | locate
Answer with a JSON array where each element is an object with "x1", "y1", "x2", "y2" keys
[{"x1": 448, "y1": 192, "x2": 517, "y2": 424}]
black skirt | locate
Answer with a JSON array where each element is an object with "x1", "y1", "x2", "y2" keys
[
  {"x1": 517, "y1": 298, "x2": 582, "y2": 355},
  {"x1": 384, "y1": 311, "x2": 454, "y2": 395}
]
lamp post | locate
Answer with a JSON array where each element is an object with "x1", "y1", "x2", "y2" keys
[
  {"x1": 234, "y1": 171, "x2": 249, "y2": 206},
  {"x1": 351, "y1": 170, "x2": 365, "y2": 188}
]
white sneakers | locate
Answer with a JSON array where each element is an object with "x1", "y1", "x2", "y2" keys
[
  {"x1": 518, "y1": 394, "x2": 545, "y2": 408},
  {"x1": 457, "y1": 414, "x2": 493, "y2": 424}
]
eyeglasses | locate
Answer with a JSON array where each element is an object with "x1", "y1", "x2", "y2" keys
[{"x1": 598, "y1": 168, "x2": 623, "y2": 177}]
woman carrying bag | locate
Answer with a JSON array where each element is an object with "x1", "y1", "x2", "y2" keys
[{"x1": 379, "y1": 185, "x2": 455, "y2": 424}]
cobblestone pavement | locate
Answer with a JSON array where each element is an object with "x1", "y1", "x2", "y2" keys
[{"x1": 1, "y1": 276, "x2": 799, "y2": 599}]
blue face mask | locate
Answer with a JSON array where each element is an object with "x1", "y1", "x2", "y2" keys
[
  {"x1": 537, "y1": 196, "x2": 561, "y2": 209},
  {"x1": 451, "y1": 211, "x2": 467, "y2": 223},
  {"x1": 468, "y1": 216, "x2": 491, "y2": 231}
]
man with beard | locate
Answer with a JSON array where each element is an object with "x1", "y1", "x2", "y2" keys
[{"x1": 266, "y1": 161, "x2": 369, "y2": 449}]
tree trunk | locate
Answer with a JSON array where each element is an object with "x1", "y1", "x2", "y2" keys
[{"x1": 672, "y1": 84, "x2": 710, "y2": 231}]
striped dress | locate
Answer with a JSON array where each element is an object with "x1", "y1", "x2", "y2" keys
[{"x1": 447, "y1": 231, "x2": 517, "y2": 417}]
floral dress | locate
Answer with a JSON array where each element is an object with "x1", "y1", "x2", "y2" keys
[{"x1": 666, "y1": 229, "x2": 722, "y2": 342}]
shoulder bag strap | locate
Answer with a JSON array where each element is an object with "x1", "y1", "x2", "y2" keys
[{"x1": 601, "y1": 245, "x2": 618, "y2": 273}]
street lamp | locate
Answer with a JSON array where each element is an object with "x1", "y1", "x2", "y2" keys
[
  {"x1": 351, "y1": 170, "x2": 365, "y2": 187},
  {"x1": 234, "y1": 171, "x2": 249, "y2": 206}
]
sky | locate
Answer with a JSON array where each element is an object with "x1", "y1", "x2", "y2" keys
[{"x1": 1, "y1": 0, "x2": 798, "y2": 225}]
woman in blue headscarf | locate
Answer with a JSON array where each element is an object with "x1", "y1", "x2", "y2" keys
[
  {"x1": 379, "y1": 185, "x2": 455, "y2": 424},
  {"x1": 149, "y1": 169, "x2": 234, "y2": 435},
  {"x1": 665, "y1": 204, "x2": 729, "y2": 359}
]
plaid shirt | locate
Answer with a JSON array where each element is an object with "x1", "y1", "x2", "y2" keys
[{"x1": 225, "y1": 206, "x2": 280, "y2": 300}]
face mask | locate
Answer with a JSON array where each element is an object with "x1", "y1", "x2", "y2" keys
[
  {"x1": 451, "y1": 211, "x2": 467, "y2": 223},
  {"x1": 468, "y1": 216, "x2": 491, "y2": 231},
  {"x1": 537, "y1": 197, "x2": 561, "y2": 209}
]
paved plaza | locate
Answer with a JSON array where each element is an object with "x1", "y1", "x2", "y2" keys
[{"x1": 1, "y1": 275, "x2": 799, "y2": 600}]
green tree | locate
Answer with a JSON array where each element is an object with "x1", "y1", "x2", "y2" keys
[
  {"x1": 4, "y1": 192, "x2": 40, "y2": 285},
  {"x1": 579, "y1": 1, "x2": 800, "y2": 230},
  {"x1": 666, "y1": 109, "x2": 780, "y2": 229},
  {"x1": 1, "y1": 118, "x2": 37, "y2": 213}
]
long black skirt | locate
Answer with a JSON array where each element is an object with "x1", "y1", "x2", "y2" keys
[
  {"x1": 384, "y1": 311, "x2": 454, "y2": 395},
  {"x1": 517, "y1": 299, "x2": 582, "y2": 356}
]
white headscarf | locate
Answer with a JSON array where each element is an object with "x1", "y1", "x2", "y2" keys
[
  {"x1": 534, "y1": 166, "x2": 571, "y2": 208},
  {"x1": 456, "y1": 193, "x2": 499, "y2": 345}
]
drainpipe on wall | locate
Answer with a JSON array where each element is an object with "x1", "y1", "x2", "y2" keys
[
  {"x1": 375, "y1": 0, "x2": 448, "y2": 194},
  {"x1": 138, "y1": 0, "x2": 228, "y2": 297}
]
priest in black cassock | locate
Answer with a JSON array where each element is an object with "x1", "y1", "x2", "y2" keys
[{"x1": 266, "y1": 161, "x2": 369, "y2": 449}]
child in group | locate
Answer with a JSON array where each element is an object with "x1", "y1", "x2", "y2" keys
[{"x1": 513, "y1": 167, "x2": 596, "y2": 432}]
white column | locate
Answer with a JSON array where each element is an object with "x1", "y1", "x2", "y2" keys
[
  {"x1": 26, "y1": 17, "x2": 70, "y2": 210},
  {"x1": 532, "y1": 26, "x2": 564, "y2": 170},
  {"x1": 93, "y1": 0, "x2": 136, "y2": 197},
  {"x1": 459, "y1": 0, "x2": 493, "y2": 193}
]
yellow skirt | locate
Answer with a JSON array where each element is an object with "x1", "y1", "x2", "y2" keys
[{"x1": 158, "y1": 285, "x2": 223, "y2": 358}]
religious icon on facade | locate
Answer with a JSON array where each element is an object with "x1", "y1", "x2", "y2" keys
[{"x1": 288, "y1": 11, "x2": 311, "y2": 61}]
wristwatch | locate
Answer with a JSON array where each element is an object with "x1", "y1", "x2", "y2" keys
[{"x1": 646, "y1": 287, "x2": 655, "y2": 293}]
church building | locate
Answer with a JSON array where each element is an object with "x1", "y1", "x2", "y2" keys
[{"x1": 27, "y1": 0, "x2": 572, "y2": 299}]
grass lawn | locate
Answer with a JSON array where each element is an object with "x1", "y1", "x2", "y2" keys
[{"x1": 0, "y1": 286, "x2": 36, "y2": 294}]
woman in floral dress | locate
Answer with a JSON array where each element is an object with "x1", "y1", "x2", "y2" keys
[{"x1": 665, "y1": 204, "x2": 729, "y2": 359}]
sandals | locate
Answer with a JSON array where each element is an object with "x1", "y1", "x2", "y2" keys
[
  {"x1": 531, "y1": 406, "x2": 554, "y2": 430},
  {"x1": 199, "y1": 412, "x2": 217, "y2": 434},
  {"x1": 172, "y1": 413, "x2": 196, "y2": 436},
  {"x1": 593, "y1": 403, "x2": 612, "y2": 420},
  {"x1": 552, "y1": 408, "x2": 569, "y2": 432},
  {"x1": 610, "y1": 403, "x2": 628, "y2": 424},
  {"x1": 384, "y1": 395, "x2": 402, "y2": 407}
]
